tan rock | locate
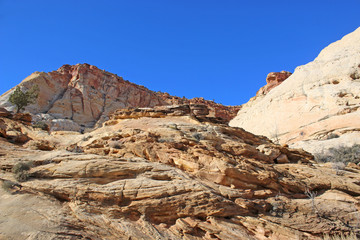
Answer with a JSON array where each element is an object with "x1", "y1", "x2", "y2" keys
[
  {"x1": 6, "y1": 130, "x2": 30, "y2": 143},
  {"x1": 256, "y1": 144, "x2": 281, "y2": 161},
  {"x1": 24, "y1": 139, "x2": 55, "y2": 151},
  {"x1": 158, "y1": 95, "x2": 241, "y2": 122},
  {"x1": 0, "y1": 187, "x2": 93, "y2": 239},
  {"x1": 0, "y1": 112, "x2": 359, "y2": 239}
]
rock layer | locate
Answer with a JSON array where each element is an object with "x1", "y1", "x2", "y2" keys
[
  {"x1": 230, "y1": 27, "x2": 360, "y2": 153},
  {"x1": 1, "y1": 106, "x2": 359, "y2": 239}
]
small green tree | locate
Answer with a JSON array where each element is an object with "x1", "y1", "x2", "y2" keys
[{"x1": 9, "y1": 85, "x2": 39, "y2": 113}]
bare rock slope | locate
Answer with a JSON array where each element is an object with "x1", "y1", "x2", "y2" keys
[
  {"x1": 1, "y1": 106, "x2": 359, "y2": 239},
  {"x1": 230, "y1": 27, "x2": 360, "y2": 154},
  {"x1": 0, "y1": 64, "x2": 239, "y2": 131}
]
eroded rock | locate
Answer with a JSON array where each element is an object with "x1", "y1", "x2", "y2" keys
[
  {"x1": 230, "y1": 27, "x2": 360, "y2": 155},
  {"x1": 0, "y1": 111, "x2": 358, "y2": 239},
  {"x1": 0, "y1": 64, "x2": 240, "y2": 131}
]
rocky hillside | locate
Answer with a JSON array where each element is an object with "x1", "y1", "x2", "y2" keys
[
  {"x1": 1, "y1": 27, "x2": 360, "y2": 240},
  {"x1": 0, "y1": 63, "x2": 240, "y2": 131},
  {"x1": 230, "y1": 27, "x2": 360, "y2": 154},
  {"x1": 1, "y1": 105, "x2": 359, "y2": 239}
]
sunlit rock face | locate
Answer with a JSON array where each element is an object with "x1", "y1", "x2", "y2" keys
[
  {"x1": 230, "y1": 27, "x2": 360, "y2": 153},
  {"x1": 0, "y1": 63, "x2": 167, "y2": 128},
  {"x1": 0, "y1": 63, "x2": 240, "y2": 131},
  {"x1": 1, "y1": 105, "x2": 360, "y2": 239}
]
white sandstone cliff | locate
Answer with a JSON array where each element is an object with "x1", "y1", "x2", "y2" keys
[{"x1": 230, "y1": 27, "x2": 360, "y2": 154}]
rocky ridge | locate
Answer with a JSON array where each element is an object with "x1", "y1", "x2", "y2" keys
[
  {"x1": 230, "y1": 27, "x2": 360, "y2": 154},
  {"x1": 0, "y1": 64, "x2": 240, "y2": 132},
  {"x1": 0, "y1": 105, "x2": 360, "y2": 239}
]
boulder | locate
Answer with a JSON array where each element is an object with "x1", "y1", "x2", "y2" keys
[
  {"x1": 6, "y1": 130, "x2": 30, "y2": 143},
  {"x1": 24, "y1": 139, "x2": 55, "y2": 151}
]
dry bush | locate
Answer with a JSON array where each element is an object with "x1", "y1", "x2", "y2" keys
[
  {"x1": 12, "y1": 162, "x2": 33, "y2": 182},
  {"x1": 315, "y1": 144, "x2": 360, "y2": 164},
  {"x1": 1, "y1": 180, "x2": 16, "y2": 192},
  {"x1": 323, "y1": 232, "x2": 358, "y2": 240}
]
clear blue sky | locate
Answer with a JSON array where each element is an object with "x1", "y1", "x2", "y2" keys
[{"x1": 1, "y1": 1, "x2": 359, "y2": 105}]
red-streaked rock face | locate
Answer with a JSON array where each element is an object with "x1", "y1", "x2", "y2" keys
[
  {"x1": 257, "y1": 71, "x2": 292, "y2": 96},
  {"x1": 45, "y1": 64, "x2": 168, "y2": 127},
  {"x1": 0, "y1": 64, "x2": 167, "y2": 128},
  {"x1": 0, "y1": 64, "x2": 239, "y2": 130}
]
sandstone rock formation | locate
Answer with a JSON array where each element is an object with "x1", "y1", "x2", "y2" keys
[
  {"x1": 257, "y1": 71, "x2": 292, "y2": 97},
  {"x1": 0, "y1": 106, "x2": 359, "y2": 239},
  {"x1": 230, "y1": 27, "x2": 360, "y2": 154},
  {"x1": 0, "y1": 112, "x2": 33, "y2": 143},
  {"x1": 0, "y1": 64, "x2": 240, "y2": 131},
  {"x1": 158, "y1": 94, "x2": 241, "y2": 122},
  {"x1": 1, "y1": 27, "x2": 360, "y2": 240},
  {"x1": 107, "y1": 104, "x2": 230, "y2": 125}
]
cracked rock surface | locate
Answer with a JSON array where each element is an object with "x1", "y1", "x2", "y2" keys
[{"x1": 0, "y1": 108, "x2": 359, "y2": 239}]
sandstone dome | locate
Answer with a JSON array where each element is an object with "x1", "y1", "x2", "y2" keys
[{"x1": 230, "y1": 27, "x2": 360, "y2": 154}]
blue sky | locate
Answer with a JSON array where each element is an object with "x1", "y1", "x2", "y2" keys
[{"x1": 1, "y1": 1, "x2": 359, "y2": 105}]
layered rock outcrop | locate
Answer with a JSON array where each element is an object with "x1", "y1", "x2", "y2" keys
[
  {"x1": 158, "y1": 94, "x2": 241, "y2": 122},
  {"x1": 1, "y1": 106, "x2": 359, "y2": 239},
  {"x1": 0, "y1": 111, "x2": 33, "y2": 143},
  {"x1": 0, "y1": 64, "x2": 240, "y2": 131},
  {"x1": 230, "y1": 27, "x2": 360, "y2": 154},
  {"x1": 107, "y1": 104, "x2": 231, "y2": 124}
]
